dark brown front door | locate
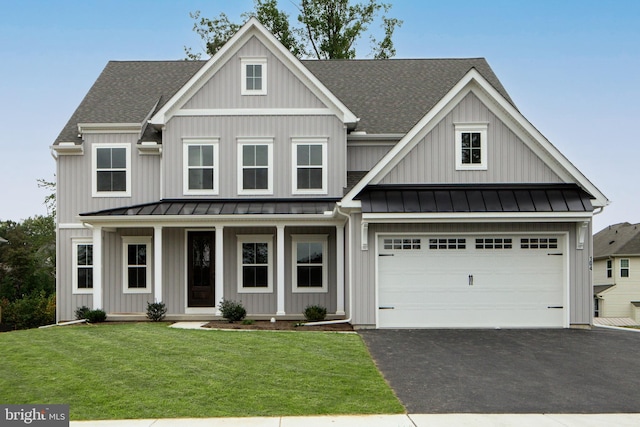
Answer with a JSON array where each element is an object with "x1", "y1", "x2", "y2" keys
[{"x1": 188, "y1": 231, "x2": 215, "y2": 307}]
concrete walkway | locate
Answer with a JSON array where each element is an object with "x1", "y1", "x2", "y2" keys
[{"x1": 71, "y1": 413, "x2": 640, "y2": 426}]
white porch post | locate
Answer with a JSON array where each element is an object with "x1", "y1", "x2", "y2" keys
[
  {"x1": 92, "y1": 226, "x2": 103, "y2": 310},
  {"x1": 336, "y1": 224, "x2": 345, "y2": 315},
  {"x1": 276, "y1": 224, "x2": 286, "y2": 315},
  {"x1": 215, "y1": 226, "x2": 224, "y2": 315},
  {"x1": 153, "y1": 226, "x2": 163, "y2": 302}
]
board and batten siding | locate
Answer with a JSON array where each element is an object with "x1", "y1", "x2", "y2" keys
[
  {"x1": 347, "y1": 144, "x2": 393, "y2": 171},
  {"x1": 57, "y1": 228, "x2": 93, "y2": 321},
  {"x1": 163, "y1": 115, "x2": 347, "y2": 198},
  {"x1": 379, "y1": 92, "x2": 563, "y2": 185},
  {"x1": 349, "y1": 214, "x2": 592, "y2": 327},
  {"x1": 57, "y1": 133, "x2": 161, "y2": 224},
  {"x1": 183, "y1": 36, "x2": 325, "y2": 110}
]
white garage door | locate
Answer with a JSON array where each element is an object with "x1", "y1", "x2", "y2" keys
[{"x1": 377, "y1": 235, "x2": 565, "y2": 328}]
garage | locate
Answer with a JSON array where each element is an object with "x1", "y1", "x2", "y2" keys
[{"x1": 377, "y1": 234, "x2": 566, "y2": 328}]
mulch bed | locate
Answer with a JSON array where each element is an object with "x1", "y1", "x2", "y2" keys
[{"x1": 203, "y1": 320, "x2": 353, "y2": 331}]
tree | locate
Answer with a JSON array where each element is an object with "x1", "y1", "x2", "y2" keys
[{"x1": 184, "y1": 0, "x2": 402, "y2": 60}]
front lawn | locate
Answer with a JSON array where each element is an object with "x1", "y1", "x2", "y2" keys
[{"x1": 0, "y1": 323, "x2": 403, "y2": 420}]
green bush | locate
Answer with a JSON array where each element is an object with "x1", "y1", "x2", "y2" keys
[
  {"x1": 242, "y1": 318, "x2": 255, "y2": 325},
  {"x1": 303, "y1": 304, "x2": 327, "y2": 322},
  {"x1": 75, "y1": 305, "x2": 91, "y2": 320},
  {"x1": 219, "y1": 299, "x2": 246, "y2": 322},
  {"x1": 85, "y1": 309, "x2": 107, "y2": 323},
  {"x1": 1, "y1": 290, "x2": 55, "y2": 330},
  {"x1": 146, "y1": 301, "x2": 167, "y2": 322}
]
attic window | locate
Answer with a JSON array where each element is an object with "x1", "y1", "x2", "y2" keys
[
  {"x1": 455, "y1": 123, "x2": 488, "y2": 170},
  {"x1": 241, "y1": 58, "x2": 267, "y2": 95}
]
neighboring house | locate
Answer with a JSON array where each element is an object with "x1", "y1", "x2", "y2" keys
[
  {"x1": 593, "y1": 222, "x2": 640, "y2": 319},
  {"x1": 51, "y1": 18, "x2": 608, "y2": 328}
]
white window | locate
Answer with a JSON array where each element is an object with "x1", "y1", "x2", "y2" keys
[
  {"x1": 621, "y1": 259, "x2": 630, "y2": 278},
  {"x1": 292, "y1": 235, "x2": 328, "y2": 293},
  {"x1": 238, "y1": 139, "x2": 273, "y2": 195},
  {"x1": 241, "y1": 58, "x2": 267, "y2": 95},
  {"x1": 455, "y1": 123, "x2": 488, "y2": 170},
  {"x1": 122, "y1": 236, "x2": 152, "y2": 294},
  {"x1": 183, "y1": 139, "x2": 219, "y2": 195},
  {"x1": 237, "y1": 235, "x2": 273, "y2": 293},
  {"x1": 292, "y1": 139, "x2": 327, "y2": 194},
  {"x1": 72, "y1": 238, "x2": 93, "y2": 294},
  {"x1": 606, "y1": 259, "x2": 612, "y2": 278},
  {"x1": 92, "y1": 143, "x2": 131, "y2": 197}
]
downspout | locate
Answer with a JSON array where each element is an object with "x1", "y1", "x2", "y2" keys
[{"x1": 302, "y1": 204, "x2": 353, "y2": 327}]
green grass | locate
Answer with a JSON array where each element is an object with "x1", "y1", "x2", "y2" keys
[{"x1": 0, "y1": 323, "x2": 403, "y2": 420}]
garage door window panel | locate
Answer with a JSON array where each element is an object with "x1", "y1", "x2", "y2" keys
[
  {"x1": 521, "y1": 238, "x2": 558, "y2": 249},
  {"x1": 383, "y1": 238, "x2": 421, "y2": 250},
  {"x1": 429, "y1": 238, "x2": 466, "y2": 250},
  {"x1": 476, "y1": 238, "x2": 512, "y2": 249}
]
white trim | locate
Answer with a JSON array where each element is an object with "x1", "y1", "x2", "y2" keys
[
  {"x1": 79, "y1": 216, "x2": 341, "y2": 228},
  {"x1": 173, "y1": 108, "x2": 334, "y2": 117},
  {"x1": 183, "y1": 138, "x2": 220, "y2": 195},
  {"x1": 455, "y1": 123, "x2": 488, "y2": 170},
  {"x1": 215, "y1": 226, "x2": 225, "y2": 315},
  {"x1": 122, "y1": 236, "x2": 152, "y2": 294},
  {"x1": 153, "y1": 226, "x2": 163, "y2": 302},
  {"x1": 292, "y1": 139, "x2": 328, "y2": 195},
  {"x1": 336, "y1": 224, "x2": 345, "y2": 315},
  {"x1": 237, "y1": 234, "x2": 274, "y2": 294},
  {"x1": 51, "y1": 142, "x2": 83, "y2": 155},
  {"x1": 92, "y1": 227, "x2": 103, "y2": 309},
  {"x1": 137, "y1": 142, "x2": 162, "y2": 155},
  {"x1": 362, "y1": 211, "x2": 593, "y2": 223},
  {"x1": 291, "y1": 234, "x2": 329, "y2": 293},
  {"x1": 78, "y1": 123, "x2": 141, "y2": 134},
  {"x1": 148, "y1": 17, "x2": 357, "y2": 126},
  {"x1": 577, "y1": 221, "x2": 589, "y2": 250},
  {"x1": 237, "y1": 138, "x2": 274, "y2": 195},
  {"x1": 241, "y1": 57, "x2": 267, "y2": 95},
  {"x1": 91, "y1": 143, "x2": 131, "y2": 198},
  {"x1": 58, "y1": 223, "x2": 87, "y2": 229},
  {"x1": 276, "y1": 225, "x2": 285, "y2": 315},
  {"x1": 72, "y1": 238, "x2": 94, "y2": 295},
  {"x1": 361, "y1": 222, "x2": 369, "y2": 250}
]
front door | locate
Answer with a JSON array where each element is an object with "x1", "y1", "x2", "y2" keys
[{"x1": 188, "y1": 231, "x2": 215, "y2": 307}]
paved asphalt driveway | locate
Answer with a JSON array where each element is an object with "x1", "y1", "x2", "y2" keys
[{"x1": 359, "y1": 328, "x2": 640, "y2": 413}]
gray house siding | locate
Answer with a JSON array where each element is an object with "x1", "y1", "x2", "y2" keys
[
  {"x1": 347, "y1": 144, "x2": 393, "y2": 171},
  {"x1": 162, "y1": 228, "x2": 186, "y2": 314},
  {"x1": 183, "y1": 36, "x2": 325, "y2": 110},
  {"x1": 163, "y1": 115, "x2": 347, "y2": 198},
  {"x1": 349, "y1": 215, "x2": 592, "y2": 327},
  {"x1": 379, "y1": 92, "x2": 563, "y2": 185},
  {"x1": 57, "y1": 228, "x2": 93, "y2": 321}
]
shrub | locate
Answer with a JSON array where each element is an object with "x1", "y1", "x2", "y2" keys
[
  {"x1": 75, "y1": 305, "x2": 91, "y2": 320},
  {"x1": 146, "y1": 301, "x2": 167, "y2": 322},
  {"x1": 303, "y1": 304, "x2": 327, "y2": 322},
  {"x1": 242, "y1": 318, "x2": 255, "y2": 325},
  {"x1": 219, "y1": 299, "x2": 246, "y2": 322},
  {"x1": 85, "y1": 309, "x2": 107, "y2": 323},
  {"x1": 2, "y1": 291, "x2": 55, "y2": 330}
]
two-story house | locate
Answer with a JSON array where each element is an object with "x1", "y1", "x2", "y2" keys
[
  {"x1": 593, "y1": 222, "x2": 640, "y2": 320},
  {"x1": 52, "y1": 18, "x2": 608, "y2": 328}
]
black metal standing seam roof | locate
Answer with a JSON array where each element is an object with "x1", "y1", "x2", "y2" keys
[
  {"x1": 356, "y1": 184, "x2": 594, "y2": 214},
  {"x1": 79, "y1": 199, "x2": 340, "y2": 217}
]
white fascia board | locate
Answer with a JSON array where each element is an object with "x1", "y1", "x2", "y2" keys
[
  {"x1": 78, "y1": 214, "x2": 343, "y2": 228},
  {"x1": 77, "y1": 123, "x2": 142, "y2": 134},
  {"x1": 51, "y1": 142, "x2": 83, "y2": 155},
  {"x1": 362, "y1": 211, "x2": 593, "y2": 223},
  {"x1": 173, "y1": 108, "x2": 334, "y2": 117},
  {"x1": 149, "y1": 17, "x2": 357, "y2": 127}
]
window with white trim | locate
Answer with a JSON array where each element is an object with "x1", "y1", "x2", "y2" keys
[
  {"x1": 238, "y1": 139, "x2": 273, "y2": 194},
  {"x1": 292, "y1": 139, "x2": 327, "y2": 194},
  {"x1": 238, "y1": 235, "x2": 273, "y2": 293},
  {"x1": 72, "y1": 239, "x2": 93, "y2": 294},
  {"x1": 122, "y1": 236, "x2": 152, "y2": 294},
  {"x1": 92, "y1": 143, "x2": 131, "y2": 197},
  {"x1": 241, "y1": 58, "x2": 267, "y2": 95},
  {"x1": 606, "y1": 259, "x2": 612, "y2": 278},
  {"x1": 292, "y1": 235, "x2": 328, "y2": 293},
  {"x1": 455, "y1": 123, "x2": 487, "y2": 170},
  {"x1": 621, "y1": 259, "x2": 630, "y2": 278},
  {"x1": 183, "y1": 139, "x2": 219, "y2": 195}
]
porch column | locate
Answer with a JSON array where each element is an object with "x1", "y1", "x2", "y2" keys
[
  {"x1": 215, "y1": 226, "x2": 224, "y2": 315},
  {"x1": 276, "y1": 224, "x2": 286, "y2": 315},
  {"x1": 336, "y1": 224, "x2": 345, "y2": 315},
  {"x1": 92, "y1": 226, "x2": 103, "y2": 310},
  {"x1": 153, "y1": 226, "x2": 163, "y2": 302}
]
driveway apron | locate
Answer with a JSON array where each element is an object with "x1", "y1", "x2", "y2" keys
[{"x1": 359, "y1": 328, "x2": 640, "y2": 413}]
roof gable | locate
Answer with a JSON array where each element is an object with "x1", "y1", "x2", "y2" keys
[
  {"x1": 341, "y1": 68, "x2": 609, "y2": 208},
  {"x1": 594, "y1": 222, "x2": 640, "y2": 258},
  {"x1": 149, "y1": 17, "x2": 357, "y2": 126}
]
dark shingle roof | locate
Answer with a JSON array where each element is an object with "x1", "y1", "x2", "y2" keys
[
  {"x1": 302, "y1": 58, "x2": 513, "y2": 134},
  {"x1": 54, "y1": 58, "x2": 512, "y2": 144},
  {"x1": 593, "y1": 222, "x2": 640, "y2": 258}
]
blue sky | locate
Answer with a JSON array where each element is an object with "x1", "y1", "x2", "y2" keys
[{"x1": 0, "y1": 0, "x2": 638, "y2": 232}]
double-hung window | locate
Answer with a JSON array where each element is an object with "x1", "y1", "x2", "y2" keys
[
  {"x1": 621, "y1": 259, "x2": 630, "y2": 278},
  {"x1": 237, "y1": 235, "x2": 272, "y2": 293},
  {"x1": 183, "y1": 139, "x2": 219, "y2": 195},
  {"x1": 92, "y1": 143, "x2": 131, "y2": 197},
  {"x1": 122, "y1": 236, "x2": 151, "y2": 294},
  {"x1": 292, "y1": 139, "x2": 327, "y2": 194},
  {"x1": 241, "y1": 58, "x2": 267, "y2": 95},
  {"x1": 72, "y1": 239, "x2": 93, "y2": 294},
  {"x1": 455, "y1": 123, "x2": 488, "y2": 170},
  {"x1": 238, "y1": 139, "x2": 273, "y2": 195},
  {"x1": 606, "y1": 259, "x2": 612, "y2": 278},
  {"x1": 292, "y1": 235, "x2": 328, "y2": 293}
]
